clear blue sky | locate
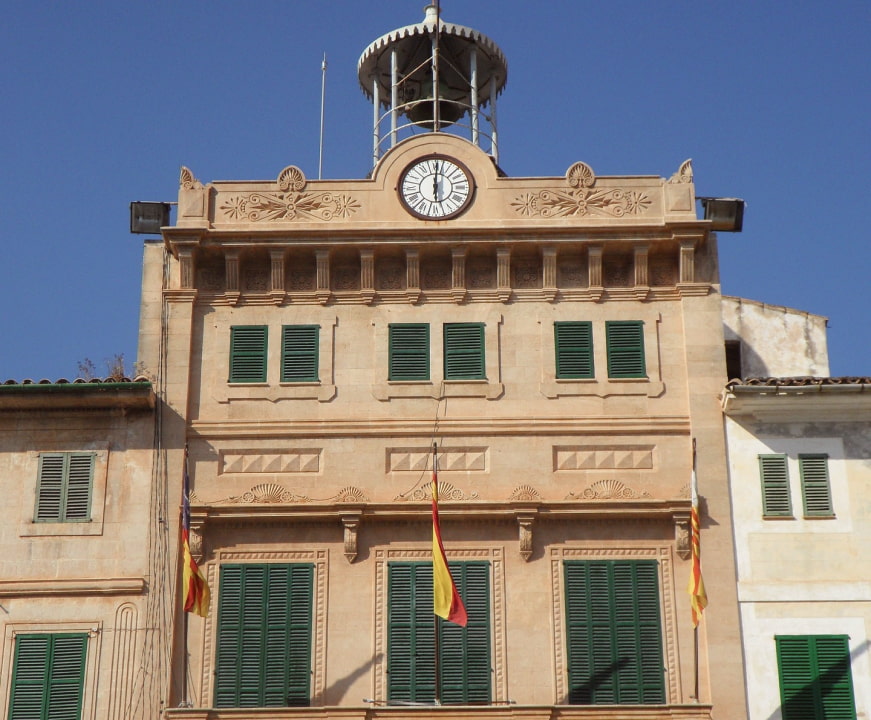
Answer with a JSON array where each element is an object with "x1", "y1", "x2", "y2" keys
[{"x1": 1, "y1": 1, "x2": 868, "y2": 380}]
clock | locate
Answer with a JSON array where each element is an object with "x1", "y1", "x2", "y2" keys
[{"x1": 399, "y1": 156, "x2": 473, "y2": 220}]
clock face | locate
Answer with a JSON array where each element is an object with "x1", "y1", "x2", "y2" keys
[{"x1": 399, "y1": 156, "x2": 473, "y2": 220}]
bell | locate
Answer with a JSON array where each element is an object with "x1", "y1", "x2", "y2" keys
[{"x1": 404, "y1": 78, "x2": 467, "y2": 129}]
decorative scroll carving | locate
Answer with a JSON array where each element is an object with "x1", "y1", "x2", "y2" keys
[
  {"x1": 180, "y1": 166, "x2": 202, "y2": 189},
  {"x1": 513, "y1": 258, "x2": 542, "y2": 289},
  {"x1": 558, "y1": 258, "x2": 586, "y2": 288},
  {"x1": 566, "y1": 479, "x2": 652, "y2": 500},
  {"x1": 245, "y1": 268, "x2": 269, "y2": 292},
  {"x1": 517, "y1": 514, "x2": 535, "y2": 561},
  {"x1": 342, "y1": 514, "x2": 360, "y2": 563},
  {"x1": 219, "y1": 191, "x2": 360, "y2": 222},
  {"x1": 512, "y1": 187, "x2": 652, "y2": 218},
  {"x1": 566, "y1": 161, "x2": 595, "y2": 188},
  {"x1": 422, "y1": 258, "x2": 451, "y2": 289},
  {"x1": 668, "y1": 158, "x2": 693, "y2": 184},
  {"x1": 188, "y1": 524, "x2": 204, "y2": 561},
  {"x1": 555, "y1": 446, "x2": 654, "y2": 471},
  {"x1": 277, "y1": 165, "x2": 307, "y2": 192},
  {"x1": 238, "y1": 484, "x2": 309, "y2": 503},
  {"x1": 675, "y1": 515, "x2": 691, "y2": 560},
  {"x1": 509, "y1": 485, "x2": 542, "y2": 502},
  {"x1": 332, "y1": 264, "x2": 360, "y2": 291},
  {"x1": 396, "y1": 481, "x2": 479, "y2": 502},
  {"x1": 603, "y1": 254, "x2": 632, "y2": 287},
  {"x1": 222, "y1": 450, "x2": 320, "y2": 474}
]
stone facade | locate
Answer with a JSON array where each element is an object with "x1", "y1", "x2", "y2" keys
[
  {"x1": 144, "y1": 132, "x2": 747, "y2": 719},
  {"x1": 723, "y1": 380, "x2": 871, "y2": 720},
  {"x1": 0, "y1": 381, "x2": 161, "y2": 720}
]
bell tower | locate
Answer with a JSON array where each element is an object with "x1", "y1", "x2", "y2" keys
[{"x1": 357, "y1": 4, "x2": 508, "y2": 165}]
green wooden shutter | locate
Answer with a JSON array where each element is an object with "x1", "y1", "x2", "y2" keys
[
  {"x1": 444, "y1": 323, "x2": 485, "y2": 380},
  {"x1": 281, "y1": 325, "x2": 319, "y2": 382},
  {"x1": 555, "y1": 322, "x2": 594, "y2": 379},
  {"x1": 389, "y1": 324, "x2": 430, "y2": 381},
  {"x1": 759, "y1": 455, "x2": 793, "y2": 517},
  {"x1": 440, "y1": 562, "x2": 491, "y2": 704},
  {"x1": 776, "y1": 635, "x2": 856, "y2": 720},
  {"x1": 35, "y1": 453, "x2": 94, "y2": 523},
  {"x1": 388, "y1": 563, "x2": 435, "y2": 702},
  {"x1": 9, "y1": 634, "x2": 87, "y2": 720},
  {"x1": 215, "y1": 563, "x2": 313, "y2": 708},
  {"x1": 799, "y1": 454, "x2": 833, "y2": 516},
  {"x1": 229, "y1": 326, "x2": 268, "y2": 383},
  {"x1": 564, "y1": 560, "x2": 665, "y2": 705},
  {"x1": 606, "y1": 321, "x2": 646, "y2": 378}
]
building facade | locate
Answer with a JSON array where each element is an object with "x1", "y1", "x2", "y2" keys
[
  {"x1": 721, "y1": 301, "x2": 869, "y2": 720},
  {"x1": 0, "y1": 379, "x2": 162, "y2": 720},
  {"x1": 139, "y1": 10, "x2": 749, "y2": 720}
]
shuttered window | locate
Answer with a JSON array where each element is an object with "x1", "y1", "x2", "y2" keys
[
  {"x1": 8, "y1": 633, "x2": 87, "y2": 720},
  {"x1": 229, "y1": 326, "x2": 268, "y2": 383},
  {"x1": 389, "y1": 324, "x2": 430, "y2": 381},
  {"x1": 564, "y1": 560, "x2": 665, "y2": 705},
  {"x1": 444, "y1": 323, "x2": 485, "y2": 380},
  {"x1": 605, "y1": 321, "x2": 646, "y2": 379},
  {"x1": 776, "y1": 635, "x2": 856, "y2": 720},
  {"x1": 759, "y1": 454, "x2": 793, "y2": 517},
  {"x1": 35, "y1": 453, "x2": 95, "y2": 522},
  {"x1": 388, "y1": 561, "x2": 491, "y2": 704},
  {"x1": 799, "y1": 454, "x2": 833, "y2": 517},
  {"x1": 281, "y1": 325, "x2": 319, "y2": 382},
  {"x1": 214, "y1": 563, "x2": 313, "y2": 708},
  {"x1": 555, "y1": 322, "x2": 594, "y2": 379}
]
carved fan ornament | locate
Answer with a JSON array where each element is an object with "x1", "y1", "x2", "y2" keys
[
  {"x1": 397, "y1": 481, "x2": 479, "y2": 502},
  {"x1": 566, "y1": 479, "x2": 651, "y2": 500},
  {"x1": 179, "y1": 166, "x2": 202, "y2": 190},
  {"x1": 509, "y1": 485, "x2": 542, "y2": 502},
  {"x1": 668, "y1": 159, "x2": 694, "y2": 184},
  {"x1": 278, "y1": 165, "x2": 307, "y2": 192},
  {"x1": 566, "y1": 161, "x2": 595, "y2": 188}
]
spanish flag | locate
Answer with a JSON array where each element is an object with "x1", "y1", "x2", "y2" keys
[
  {"x1": 432, "y1": 448, "x2": 467, "y2": 627},
  {"x1": 182, "y1": 448, "x2": 210, "y2": 618},
  {"x1": 687, "y1": 454, "x2": 707, "y2": 628}
]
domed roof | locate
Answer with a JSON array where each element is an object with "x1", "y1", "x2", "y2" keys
[{"x1": 357, "y1": 5, "x2": 507, "y2": 109}]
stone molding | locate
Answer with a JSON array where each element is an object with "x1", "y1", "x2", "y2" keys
[{"x1": 0, "y1": 578, "x2": 147, "y2": 597}]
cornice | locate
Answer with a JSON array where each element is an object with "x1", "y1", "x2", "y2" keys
[
  {"x1": 189, "y1": 415, "x2": 691, "y2": 439},
  {"x1": 0, "y1": 578, "x2": 147, "y2": 597}
]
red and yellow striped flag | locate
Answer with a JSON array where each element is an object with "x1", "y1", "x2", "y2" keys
[
  {"x1": 687, "y1": 461, "x2": 707, "y2": 627},
  {"x1": 182, "y1": 449, "x2": 210, "y2": 618},
  {"x1": 432, "y1": 452, "x2": 467, "y2": 627}
]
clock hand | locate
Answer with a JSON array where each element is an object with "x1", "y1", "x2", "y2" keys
[{"x1": 433, "y1": 161, "x2": 440, "y2": 201}]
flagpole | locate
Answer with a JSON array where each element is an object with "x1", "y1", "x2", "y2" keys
[
  {"x1": 432, "y1": 441, "x2": 441, "y2": 706},
  {"x1": 692, "y1": 438, "x2": 700, "y2": 702},
  {"x1": 181, "y1": 447, "x2": 190, "y2": 707}
]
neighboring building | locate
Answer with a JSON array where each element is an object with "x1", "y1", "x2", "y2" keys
[
  {"x1": 722, "y1": 301, "x2": 870, "y2": 720},
  {"x1": 0, "y1": 378, "x2": 163, "y2": 720},
  {"x1": 147, "y1": 7, "x2": 748, "y2": 720}
]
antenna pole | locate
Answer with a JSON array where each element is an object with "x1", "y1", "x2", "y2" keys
[
  {"x1": 318, "y1": 53, "x2": 327, "y2": 180},
  {"x1": 432, "y1": 0, "x2": 441, "y2": 132}
]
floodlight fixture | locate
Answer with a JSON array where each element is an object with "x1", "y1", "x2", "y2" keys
[
  {"x1": 698, "y1": 197, "x2": 745, "y2": 233},
  {"x1": 130, "y1": 201, "x2": 171, "y2": 235}
]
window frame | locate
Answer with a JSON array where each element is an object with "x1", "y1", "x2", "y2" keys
[
  {"x1": 229, "y1": 325, "x2": 268, "y2": 384},
  {"x1": 387, "y1": 560, "x2": 492, "y2": 705},
  {"x1": 605, "y1": 321, "x2": 647, "y2": 379},
  {"x1": 798, "y1": 454, "x2": 834, "y2": 517},
  {"x1": 758, "y1": 454, "x2": 793, "y2": 518},
  {"x1": 34, "y1": 452, "x2": 95, "y2": 523},
  {"x1": 776, "y1": 634, "x2": 856, "y2": 720},
  {"x1": 280, "y1": 325, "x2": 320, "y2": 383},
  {"x1": 8, "y1": 632, "x2": 88, "y2": 720},
  {"x1": 443, "y1": 322, "x2": 486, "y2": 381},
  {"x1": 563, "y1": 559, "x2": 666, "y2": 705},
  {"x1": 554, "y1": 321, "x2": 595, "y2": 379},
  {"x1": 214, "y1": 563, "x2": 314, "y2": 708},
  {"x1": 388, "y1": 323, "x2": 430, "y2": 381}
]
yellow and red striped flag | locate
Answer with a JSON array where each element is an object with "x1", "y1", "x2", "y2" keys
[
  {"x1": 182, "y1": 448, "x2": 210, "y2": 618},
  {"x1": 687, "y1": 459, "x2": 707, "y2": 627},
  {"x1": 432, "y1": 451, "x2": 467, "y2": 627}
]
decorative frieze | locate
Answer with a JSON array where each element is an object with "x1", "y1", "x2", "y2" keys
[
  {"x1": 554, "y1": 445, "x2": 654, "y2": 471},
  {"x1": 396, "y1": 481, "x2": 479, "y2": 502},
  {"x1": 565, "y1": 479, "x2": 652, "y2": 500},
  {"x1": 389, "y1": 447, "x2": 487, "y2": 473},
  {"x1": 221, "y1": 449, "x2": 321, "y2": 474}
]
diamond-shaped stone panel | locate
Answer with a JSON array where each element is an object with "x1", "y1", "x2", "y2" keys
[
  {"x1": 555, "y1": 446, "x2": 653, "y2": 471},
  {"x1": 221, "y1": 450, "x2": 321, "y2": 474}
]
